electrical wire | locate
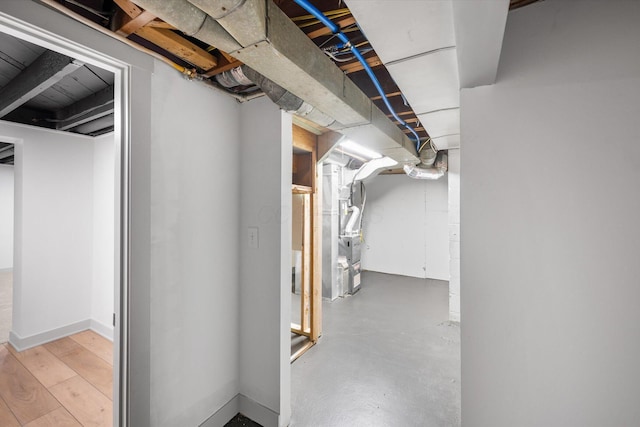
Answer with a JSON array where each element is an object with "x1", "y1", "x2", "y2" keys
[{"x1": 293, "y1": 0, "x2": 423, "y2": 152}]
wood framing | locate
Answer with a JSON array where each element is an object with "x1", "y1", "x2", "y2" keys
[{"x1": 291, "y1": 124, "x2": 323, "y2": 362}]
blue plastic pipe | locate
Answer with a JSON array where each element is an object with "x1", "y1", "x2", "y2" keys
[{"x1": 293, "y1": 0, "x2": 422, "y2": 152}]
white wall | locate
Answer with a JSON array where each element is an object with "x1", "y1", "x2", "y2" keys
[
  {"x1": 448, "y1": 149, "x2": 460, "y2": 322},
  {"x1": 148, "y1": 60, "x2": 241, "y2": 427},
  {"x1": 92, "y1": 133, "x2": 115, "y2": 337},
  {"x1": 0, "y1": 164, "x2": 13, "y2": 270},
  {"x1": 239, "y1": 97, "x2": 292, "y2": 427},
  {"x1": 362, "y1": 174, "x2": 449, "y2": 280},
  {"x1": 2, "y1": 122, "x2": 94, "y2": 345},
  {"x1": 462, "y1": 1, "x2": 640, "y2": 426}
]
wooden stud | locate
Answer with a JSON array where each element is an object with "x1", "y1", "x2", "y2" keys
[
  {"x1": 134, "y1": 27, "x2": 218, "y2": 70},
  {"x1": 311, "y1": 147, "x2": 322, "y2": 342},
  {"x1": 301, "y1": 194, "x2": 311, "y2": 333}
]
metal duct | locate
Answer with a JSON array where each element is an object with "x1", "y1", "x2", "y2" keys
[
  {"x1": 404, "y1": 151, "x2": 448, "y2": 180},
  {"x1": 236, "y1": 65, "x2": 338, "y2": 128},
  {"x1": 135, "y1": 0, "x2": 419, "y2": 164},
  {"x1": 131, "y1": 0, "x2": 241, "y2": 53}
]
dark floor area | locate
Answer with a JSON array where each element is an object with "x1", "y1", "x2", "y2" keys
[
  {"x1": 290, "y1": 271, "x2": 461, "y2": 426},
  {"x1": 224, "y1": 413, "x2": 263, "y2": 427}
]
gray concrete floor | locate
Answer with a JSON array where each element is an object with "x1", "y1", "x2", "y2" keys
[{"x1": 291, "y1": 271, "x2": 460, "y2": 427}]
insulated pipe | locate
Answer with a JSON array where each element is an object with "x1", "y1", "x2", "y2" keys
[
  {"x1": 292, "y1": 0, "x2": 422, "y2": 152},
  {"x1": 131, "y1": 0, "x2": 242, "y2": 53}
]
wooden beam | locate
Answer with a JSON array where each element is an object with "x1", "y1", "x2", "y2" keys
[
  {"x1": 145, "y1": 20, "x2": 175, "y2": 30},
  {"x1": 311, "y1": 148, "x2": 322, "y2": 342},
  {"x1": 340, "y1": 56, "x2": 383, "y2": 74},
  {"x1": 371, "y1": 91, "x2": 402, "y2": 101},
  {"x1": 386, "y1": 110, "x2": 415, "y2": 118},
  {"x1": 202, "y1": 53, "x2": 243, "y2": 77},
  {"x1": 307, "y1": 16, "x2": 356, "y2": 39},
  {"x1": 393, "y1": 117, "x2": 420, "y2": 125},
  {"x1": 135, "y1": 27, "x2": 217, "y2": 70},
  {"x1": 113, "y1": 0, "x2": 141, "y2": 18},
  {"x1": 116, "y1": 10, "x2": 156, "y2": 36},
  {"x1": 293, "y1": 125, "x2": 316, "y2": 153},
  {"x1": 403, "y1": 126, "x2": 425, "y2": 133},
  {"x1": 55, "y1": 85, "x2": 114, "y2": 131},
  {"x1": 0, "y1": 51, "x2": 82, "y2": 118}
]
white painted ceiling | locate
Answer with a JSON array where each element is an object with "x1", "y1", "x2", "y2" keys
[{"x1": 346, "y1": 0, "x2": 510, "y2": 151}]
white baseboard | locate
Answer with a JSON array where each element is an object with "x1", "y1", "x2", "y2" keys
[
  {"x1": 200, "y1": 394, "x2": 280, "y2": 427},
  {"x1": 9, "y1": 318, "x2": 114, "y2": 351},
  {"x1": 239, "y1": 394, "x2": 279, "y2": 427},
  {"x1": 90, "y1": 319, "x2": 114, "y2": 341},
  {"x1": 200, "y1": 395, "x2": 240, "y2": 427},
  {"x1": 9, "y1": 319, "x2": 92, "y2": 351}
]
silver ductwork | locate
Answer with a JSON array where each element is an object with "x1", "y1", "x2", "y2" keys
[
  {"x1": 128, "y1": 0, "x2": 242, "y2": 53},
  {"x1": 216, "y1": 65, "x2": 339, "y2": 128},
  {"x1": 131, "y1": 0, "x2": 419, "y2": 165},
  {"x1": 404, "y1": 151, "x2": 448, "y2": 180}
]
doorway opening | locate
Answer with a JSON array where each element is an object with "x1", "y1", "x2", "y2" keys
[{"x1": 0, "y1": 10, "x2": 130, "y2": 426}]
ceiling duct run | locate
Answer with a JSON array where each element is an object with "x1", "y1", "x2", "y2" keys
[{"x1": 131, "y1": 0, "x2": 419, "y2": 165}]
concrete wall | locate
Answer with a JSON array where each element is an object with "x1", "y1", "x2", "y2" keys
[
  {"x1": 461, "y1": 1, "x2": 640, "y2": 425},
  {"x1": 149, "y1": 60, "x2": 241, "y2": 427},
  {"x1": 362, "y1": 174, "x2": 449, "y2": 280},
  {"x1": 0, "y1": 164, "x2": 13, "y2": 270},
  {"x1": 239, "y1": 97, "x2": 292, "y2": 427}
]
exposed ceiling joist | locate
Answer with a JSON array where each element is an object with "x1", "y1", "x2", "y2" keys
[
  {"x1": 0, "y1": 50, "x2": 82, "y2": 118},
  {"x1": 134, "y1": 26, "x2": 218, "y2": 70},
  {"x1": 55, "y1": 85, "x2": 114, "y2": 131}
]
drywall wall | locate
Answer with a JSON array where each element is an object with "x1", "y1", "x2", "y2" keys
[
  {"x1": 0, "y1": 1, "x2": 155, "y2": 423},
  {"x1": 448, "y1": 149, "x2": 460, "y2": 322},
  {"x1": 2, "y1": 122, "x2": 94, "y2": 345},
  {"x1": 239, "y1": 97, "x2": 292, "y2": 427},
  {"x1": 149, "y1": 60, "x2": 241, "y2": 427},
  {"x1": 461, "y1": 1, "x2": 640, "y2": 426},
  {"x1": 361, "y1": 174, "x2": 449, "y2": 280},
  {"x1": 92, "y1": 133, "x2": 115, "y2": 338},
  {"x1": 0, "y1": 164, "x2": 13, "y2": 270}
]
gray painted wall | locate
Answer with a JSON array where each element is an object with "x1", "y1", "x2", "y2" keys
[
  {"x1": 461, "y1": 1, "x2": 640, "y2": 425},
  {"x1": 149, "y1": 60, "x2": 242, "y2": 426},
  {"x1": 239, "y1": 97, "x2": 292, "y2": 427}
]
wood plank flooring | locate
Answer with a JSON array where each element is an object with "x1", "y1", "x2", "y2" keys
[{"x1": 0, "y1": 330, "x2": 112, "y2": 426}]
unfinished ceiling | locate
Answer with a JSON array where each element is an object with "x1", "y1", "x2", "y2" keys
[
  {"x1": 0, "y1": 0, "x2": 540, "y2": 150},
  {"x1": 0, "y1": 31, "x2": 115, "y2": 136}
]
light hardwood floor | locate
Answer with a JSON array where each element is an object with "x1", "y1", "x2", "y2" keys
[{"x1": 0, "y1": 330, "x2": 113, "y2": 426}]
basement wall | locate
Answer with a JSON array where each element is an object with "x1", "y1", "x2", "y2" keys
[
  {"x1": 0, "y1": 164, "x2": 13, "y2": 270},
  {"x1": 361, "y1": 174, "x2": 449, "y2": 280},
  {"x1": 149, "y1": 60, "x2": 241, "y2": 427},
  {"x1": 1, "y1": 122, "x2": 95, "y2": 347},
  {"x1": 461, "y1": 1, "x2": 640, "y2": 425},
  {"x1": 239, "y1": 97, "x2": 292, "y2": 427},
  {"x1": 91, "y1": 133, "x2": 115, "y2": 338}
]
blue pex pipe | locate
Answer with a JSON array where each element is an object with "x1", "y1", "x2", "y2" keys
[{"x1": 293, "y1": 0, "x2": 422, "y2": 152}]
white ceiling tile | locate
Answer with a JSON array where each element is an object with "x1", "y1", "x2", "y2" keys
[
  {"x1": 386, "y1": 48, "x2": 460, "y2": 114},
  {"x1": 346, "y1": 0, "x2": 456, "y2": 64},
  {"x1": 418, "y1": 108, "x2": 460, "y2": 138},
  {"x1": 432, "y1": 134, "x2": 460, "y2": 150}
]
